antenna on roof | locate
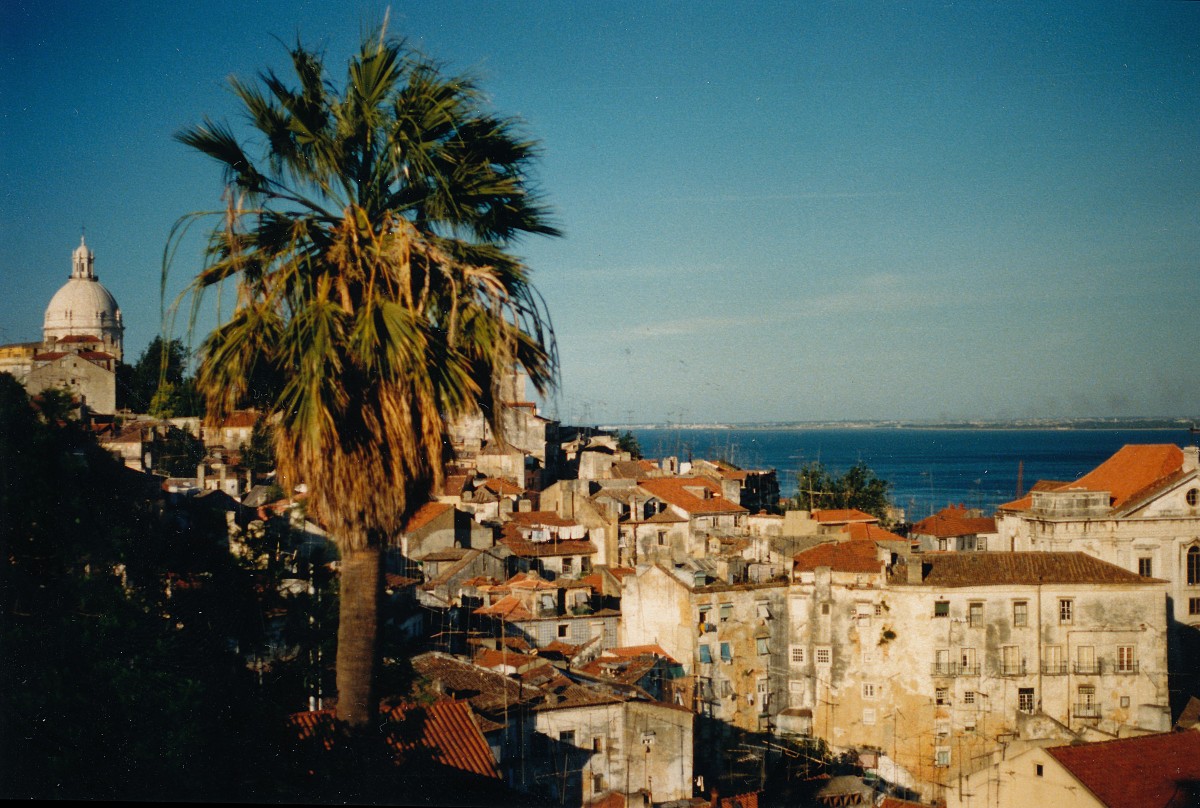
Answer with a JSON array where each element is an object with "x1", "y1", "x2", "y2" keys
[{"x1": 1015, "y1": 460, "x2": 1024, "y2": 498}]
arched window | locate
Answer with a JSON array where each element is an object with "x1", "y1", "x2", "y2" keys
[{"x1": 1189, "y1": 546, "x2": 1200, "y2": 586}]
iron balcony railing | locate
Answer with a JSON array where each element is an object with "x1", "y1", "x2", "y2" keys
[
  {"x1": 1073, "y1": 661, "x2": 1102, "y2": 675},
  {"x1": 999, "y1": 661, "x2": 1027, "y2": 676},
  {"x1": 1041, "y1": 662, "x2": 1069, "y2": 675},
  {"x1": 1074, "y1": 702, "x2": 1102, "y2": 719},
  {"x1": 1115, "y1": 660, "x2": 1139, "y2": 675},
  {"x1": 931, "y1": 662, "x2": 981, "y2": 677}
]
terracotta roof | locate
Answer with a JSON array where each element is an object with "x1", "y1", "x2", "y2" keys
[
  {"x1": 843, "y1": 522, "x2": 910, "y2": 543},
  {"x1": 793, "y1": 539, "x2": 884, "y2": 574},
  {"x1": 506, "y1": 510, "x2": 580, "y2": 528},
  {"x1": 608, "y1": 644, "x2": 673, "y2": 661},
  {"x1": 383, "y1": 700, "x2": 500, "y2": 779},
  {"x1": 644, "y1": 509, "x2": 688, "y2": 524},
  {"x1": 289, "y1": 700, "x2": 499, "y2": 780},
  {"x1": 811, "y1": 508, "x2": 878, "y2": 524},
  {"x1": 57, "y1": 334, "x2": 102, "y2": 343},
  {"x1": 1046, "y1": 732, "x2": 1200, "y2": 808},
  {"x1": 474, "y1": 594, "x2": 534, "y2": 621},
  {"x1": 410, "y1": 652, "x2": 541, "y2": 716},
  {"x1": 218, "y1": 411, "x2": 258, "y2": 428},
  {"x1": 33, "y1": 351, "x2": 69, "y2": 361},
  {"x1": 892, "y1": 551, "x2": 1161, "y2": 587},
  {"x1": 441, "y1": 473, "x2": 469, "y2": 497},
  {"x1": 999, "y1": 444, "x2": 1185, "y2": 512},
  {"x1": 910, "y1": 513, "x2": 997, "y2": 538},
  {"x1": 480, "y1": 477, "x2": 525, "y2": 496},
  {"x1": 637, "y1": 477, "x2": 747, "y2": 515},
  {"x1": 77, "y1": 350, "x2": 115, "y2": 361},
  {"x1": 501, "y1": 529, "x2": 597, "y2": 558},
  {"x1": 403, "y1": 501, "x2": 455, "y2": 533}
]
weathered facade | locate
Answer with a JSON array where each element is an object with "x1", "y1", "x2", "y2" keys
[{"x1": 787, "y1": 549, "x2": 1171, "y2": 802}]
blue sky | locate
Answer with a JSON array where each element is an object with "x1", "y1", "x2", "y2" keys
[{"x1": 2, "y1": 1, "x2": 1197, "y2": 424}]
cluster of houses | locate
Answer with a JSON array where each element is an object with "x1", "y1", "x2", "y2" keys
[{"x1": 92, "y1": 368, "x2": 1200, "y2": 808}]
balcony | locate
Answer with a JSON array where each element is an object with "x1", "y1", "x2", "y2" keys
[
  {"x1": 999, "y1": 662, "x2": 1027, "y2": 677},
  {"x1": 1115, "y1": 661, "x2": 1139, "y2": 675},
  {"x1": 1073, "y1": 661, "x2": 1102, "y2": 675},
  {"x1": 1041, "y1": 662, "x2": 1069, "y2": 675},
  {"x1": 931, "y1": 661, "x2": 981, "y2": 677},
  {"x1": 1074, "y1": 702, "x2": 1102, "y2": 719}
]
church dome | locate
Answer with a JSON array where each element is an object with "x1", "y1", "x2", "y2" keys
[{"x1": 43, "y1": 236, "x2": 124, "y2": 360}]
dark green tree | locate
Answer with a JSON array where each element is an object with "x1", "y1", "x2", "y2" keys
[
  {"x1": 617, "y1": 430, "x2": 643, "y2": 459},
  {"x1": 792, "y1": 460, "x2": 892, "y2": 521},
  {"x1": 173, "y1": 27, "x2": 559, "y2": 727}
]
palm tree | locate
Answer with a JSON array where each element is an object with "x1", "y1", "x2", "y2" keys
[{"x1": 172, "y1": 28, "x2": 559, "y2": 727}]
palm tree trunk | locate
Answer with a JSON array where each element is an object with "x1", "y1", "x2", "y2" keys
[{"x1": 335, "y1": 543, "x2": 382, "y2": 727}]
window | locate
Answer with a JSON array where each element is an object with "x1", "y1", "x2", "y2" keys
[
  {"x1": 560, "y1": 730, "x2": 576, "y2": 746},
  {"x1": 961, "y1": 647, "x2": 977, "y2": 674},
  {"x1": 1035, "y1": 764, "x2": 1044, "y2": 778},
  {"x1": 863, "y1": 708, "x2": 876, "y2": 725},
  {"x1": 874, "y1": 603, "x2": 883, "y2": 617},
  {"x1": 963, "y1": 690, "x2": 976, "y2": 706},
  {"x1": 968, "y1": 602, "x2": 984, "y2": 626},
  {"x1": 934, "y1": 601, "x2": 949, "y2": 618},
  {"x1": 935, "y1": 648, "x2": 951, "y2": 676},
  {"x1": 1018, "y1": 688, "x2": 1035, "y2": 713},
  {"x1": 791, "y1": 646, "x2": 806, "y2": 665},
  {"x1": 1013, "y1": 601, "x2": 1028, "y2": 627},
  {"x1": 1120, "y1": 696, "x2": 1130, "y2": 708},
  {"x1": 756, "y1": 637, "x2": 770, "y2": 655},
  {"x1": 1190, "y1": 597, "x2": 1200, "y2": 616},
  {"x1": 935, "y1": 748, "x2": 951, "y2": 768},
  {"x1": 592, "y1": 774, "x2": 604, "y2": 793},
  {"x1": 1189, "y1": 547, "x2": 1200, "y2": 586},
  {"x1": 558, "y1": 624, "x2": 569, "y2": 638},
  {"x1": 1001, "y1": 645, "x2": 1022, "y2": 676},
  {"x1": 1059, "y1": 599, "x2": 1073, "y2": 624},
  {"x1": 821, "y1": 603, "x2": 830, "y2": 615},
  {"x1": 936, "y1": 687, "x2": 949, "y2": 705},
  {"x1": 656, "y1": 530, "x2": 666, "y2": 546},
  {"x1": 699, "y1": 644, "x2": 713, "y2": 664},
  {"x1": 1044, "y1": 645, "x2": 1065, "y2": 675},
  {"x1": 720, "y1": 642, "x2": 732, "y2": 663},
  {"x1": 719, "y1": 603, "x2": 732, "y2": 622},
  {"x1": 1076, "y1": 645, "x2": 1097, "y2": 674},
  {"x1": 560, "y1": 555, "x2": 574, "y2": 575},
  {"x1": 1117, "y1": 645, "x2": 1136, "y2": 673},
  {"x1": 1138, "y1": 557, "x2": 1153, "y2": 577},
  {"x1": 1077, "y1": 685, "x2": 1097, "y2": 717},
  {"x1": 592, "y1": 737, "x2": 604, "y2": 752},
  {"x1": 1187, "y1": 488, "x2": 1199, "y2": 507},
  {"x1": 815, "y1": 646, "x2": 831, "y2": 665},
  {"x1": 862, "y1": 683, "x2": 876, "y2": 699}
]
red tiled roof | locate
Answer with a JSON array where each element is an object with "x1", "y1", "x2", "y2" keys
[
  {"x1": 33, "y1": 351, "x2": 69, "y2": 361},
  {"x1": 793, "y1": 539, "x2": 884, "y2": 573},
  {"x1": 608, "y1": 644, "x2": 673, "y2": 661},
  {"x1": 843, "y1": 523, "x2": 909, "y2": 543},
  {"x1": 506, "y1": 510, "x2": 580, "y2": 528},
  {"x1": 999, "y1": 444, "x2": 1184, "y2": 512},
  {"x1": 77, "y1": 350, "x2": 115, "y2": 361},
  {"x1": 892, "y1": 551, "x2": 1160, "y2": 587},
  {"x1": 474, "y1": 594, "x2": 534, "y2": 621},
  {"x1": 910, "y1": 513, "x2": 997, "y2": 538},
  {"x1": 480, "y1": 477, "x2": 525, "y2": 496},
  {"x1": 637, "y1": 477, "x2": 747, "y2": 515},
  {"x1": 812, "y1": 508, "x2": 878, "y2": 524},
  {"x1": 57, "y1": 334, "x2": 101, "y2": 343},
  {"x1": 404, "y1": 501, "x2": 454, "y2": 533},
  {"x1": 220, "y1": 411, "x2": 258, "y2": 429},
  {"x1": 501, "y1": 525, "x2": 597, "y2": 558},
  {"x1": 288, "y1": 701, "x2": 499, "y2": 780},
  {"x1": 1046, "y1": 732, "x2": 1200, "y2": 808}
]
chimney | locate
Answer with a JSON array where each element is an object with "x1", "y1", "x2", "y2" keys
[
  {"x1": 907, "y1": 560, "x2": 923, "y2": 584},
  {"x1": 1184, "y1": 445, "x2": 1198, "y2": 473}
]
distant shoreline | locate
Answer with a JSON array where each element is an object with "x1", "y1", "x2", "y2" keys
[{"x1": 605, "y1": 419, "x2": 1198, "y2": 432}]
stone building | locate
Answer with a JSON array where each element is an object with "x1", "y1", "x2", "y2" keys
[
  {"x1": 18, "y1": 236, "x2": 124, "y2": 413},
  {"x1": 785, "y1": 548, "x2": 1171, "y2": 802}
]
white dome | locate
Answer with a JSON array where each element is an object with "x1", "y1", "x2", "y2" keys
[{"x1": 43, "y1": 237, "x2": 124, "y2": 359}]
